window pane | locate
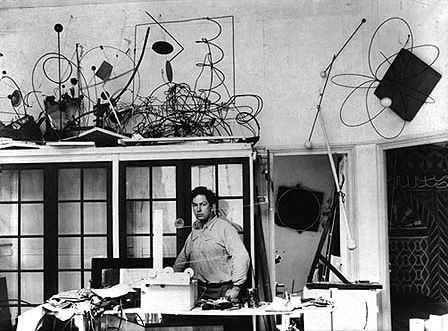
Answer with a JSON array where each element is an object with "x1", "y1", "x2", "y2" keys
[
  {"x1": 218, "y1": 164, "x2": 243, "y2": 196},
  {"x1": 21, "y1": 238, "x2": 43, "y2": 269},
  {"x1": 84, "y1": 237, "x2": 107, "y2": 269},
  {"x1": 0, "y1": 204, "x2": 18, "y2": 235},
  {"x1": 126, "y1": 236, "x2": 150, "y2": 258},
  {"x1": 21, "y1": 169, "x2": 44, "y2": 201},
  {"x1": 0, "y1": 170, "x2": 18, "y2": 201},
  {"x1": 58, "y1": 169, "x2": 80, "y2": 200},
  {"x1": 0, "y1": 272, "x2": 18, "y2": 303},
  {"x1": 152, "y1": 166, "x2": 176, "y2": 198},
  {"x1": 58, "y1": 238, "x2": 81, "y2": 269},
  {"x1": 21, "y1": 204, "x2": 43, "y2": 235},
  {"x1": 153, "y1": 202, "x2": 177, "y2": 234},
  {"x1": 126, "y1": 167, "x2": 149, "y2": 199},
  {"x1": 0, "y1": 239, "x2": 17, "y2": 269},
  {"x1": 126, "y1": 201, "x2": 150, "y2": 234},
  {"x1": 21, "y1": 273, "x2": 43, "y2": 304},
  {"x1": 84, "y1": 271, "x2": 91, "y2": 289},
  {"x1": 163, "y1": 236, "x2": 177, "y2": 258},
  {"x1": 59, "y1": 272, "x2": 81, "y2": 292},
  {"x1": 84, "y1": 202, "x2": 107, "y2": 234},
  {"x1": 218, "y1": 199, "x2": 244, "y2": 229},
  {"x1": 58, "y1": 203, "x2": 80, "y2": 234},
  {"x1": 84, "y1": 168, "x2": 107, "y2": 200},
  {"x1": 9, "y1": 307, "x2": 18, "y2": 328},
  {"x1": 191, "y1": 165, "x2": 215, "y2": 191}
]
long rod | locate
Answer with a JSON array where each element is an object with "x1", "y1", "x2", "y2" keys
[
  {"x1": 57, "y1": 31, "x2": 62, "y2": 128},
  {"x1": 307, "y1": 18, "x2": 366, "y2": 141},
  {"x1": 76, "y1": 43, "x2": 81, "y2": 98},
  {"x1": 322, "y1": 18, "x2": 366, "y2": 74},
  {"x1": 307, "y1": 55, "x2": 335, "y2": 142},
  {"x1": 318, "y1": 104, "x2": 355, "y2": 249}
]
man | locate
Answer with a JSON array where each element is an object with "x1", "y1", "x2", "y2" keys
[{"x1": 174, "y1": 186, "x2": 250, "y2": 302}]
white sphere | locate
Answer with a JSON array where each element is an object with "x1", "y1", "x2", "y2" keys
[
  {"x1": 347, "y1": 240, "x2": 357, "y2": 250},
  {"x1": 380, "y1": 97, "x2": 392, "y2": 108},
  {"x1": 304, "y1": 140, "x2": 313, "y2": 149}
]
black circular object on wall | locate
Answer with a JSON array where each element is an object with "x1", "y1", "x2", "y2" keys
[
  {"x1": 275, "y1": 186, "x2": 323, "y2": 231},
  {"x1": 152, "y1": 41, "x2": 174, "y2": 55}
]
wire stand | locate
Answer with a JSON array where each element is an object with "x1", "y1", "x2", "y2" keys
[{"x1": 307, "y1": 186, "x2": 351, "y2": 285}]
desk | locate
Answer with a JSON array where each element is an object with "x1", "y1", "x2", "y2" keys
[{"x1": 102, "y1": 306, "x2": 333, "y2": 331}]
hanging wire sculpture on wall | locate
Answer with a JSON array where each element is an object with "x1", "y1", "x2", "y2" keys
[
  {"x1": 0, "y1": 13, "x2": 263, "y2": 143},
  {"x1": 127, "y1": 14, "x2": 263, "y2": 140},
  {"x1": 330, "y1": 17, "x2": 441, "y2": 139}
]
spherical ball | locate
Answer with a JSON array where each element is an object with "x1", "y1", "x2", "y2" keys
[
  {"x1": 320, "y1": 71, "x2": 327, "y2": 78},
  {"x1": 347, "y1": 240, "x2": 357, "y2": 250},
  {"x1": 54, "y1": 24, "x2": 63, "y2": 33},
  {"x1": 380, "y1": 97, "x2": 392, "y2": 108},
  {"x1": 304, "y1": 140, "x2": 313, "y2": 149}
]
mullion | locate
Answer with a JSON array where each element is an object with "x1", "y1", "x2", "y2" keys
[
  {"x1": 149, "y1": 166, "x2": 153, "y2": 259},
  {"x1": 44, "y1": 165, "x2": 58, "y2": 300},
  {"x1": 80, "y1": 169, "x2": 85, "y2": 288},
  {"x1": 106, "y1": 165, "x2": 113, "y2": 258},
  {"x1": 0, "y1": 201, "x2": 42, "y2": 204},
  {"x1": 17, "y1": 170, "x2": 22, "y2": 313},
  {"x1": 126, "y1": 198, "x2": 176, "y2": 202},
  {"x1": 57, "y1": 234, "x2": 108, "y2": 238},
  {"x1": 215, "y1": 195, "x2": 244, "y2": 200},
  {"x1": 56, "y1": 199, "x2": 107, "y2": 203}
]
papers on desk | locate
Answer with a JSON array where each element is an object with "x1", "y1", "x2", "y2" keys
[
  {"x1": 91, "y1": 283, "x2": 135, "y2": 299},
  {"x1": 264, "y1": 297, "x2": 300, "y2": 312},
  {"x1": 264, "y1": 296, "x2": 333, "y2": 312}
]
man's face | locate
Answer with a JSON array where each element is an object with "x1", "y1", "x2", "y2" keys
[{"x1": 192, "y1": 194, "x2": 213, "y2": 222}]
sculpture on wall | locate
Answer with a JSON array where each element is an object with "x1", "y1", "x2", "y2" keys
[{"x1": 0, "y1": 12, "x2": 263, "y2": 144}]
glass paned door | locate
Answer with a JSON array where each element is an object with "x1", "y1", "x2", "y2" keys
[
  {"x1": 191, "y1": 163, "x2": 245, "y2": 229},
  {"x1": 121, "y1": 158, "x2": 250, "y2": 263},
  {"x1": 57, "y1": 166, "x2": 110, "y2": 291},
  {"x1": 124, "y1": 165, "x2": 177, "y2": 259},
  {"x1": 0, "y1": 169, "x2": 44, "y2": 324}
]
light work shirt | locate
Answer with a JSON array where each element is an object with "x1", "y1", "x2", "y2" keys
[{"x1": 174, "y1": 216, "x2": 250, "y2": 286}]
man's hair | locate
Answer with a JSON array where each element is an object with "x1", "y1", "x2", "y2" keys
[{"x1": 191, "y1": 186, "x2": 217, "y2": 205}]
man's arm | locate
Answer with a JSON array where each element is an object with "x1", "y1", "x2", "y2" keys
[
  {"x1": 223, "y1": 225, "x2": 250, "y2": 301},
  {"x1": 173, "y1": 235, "x2": 191, "y2": 272}
]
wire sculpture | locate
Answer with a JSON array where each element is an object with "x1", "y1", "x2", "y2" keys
[
  {"x1": 4, "y1": 14, "x2": 263, "y2": 143},
  {"x1": 123, "y1": 14, "x2": 262, "y2": 140},
  {"x1": 331, "y1": 17, "x2": 440, "y2": 139}
]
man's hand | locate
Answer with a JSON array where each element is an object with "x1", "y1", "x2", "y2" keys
[{"x1": 225, "y1": 286, "x2": 240, "y2": 302}]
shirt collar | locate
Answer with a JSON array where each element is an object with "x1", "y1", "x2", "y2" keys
[{"x1": 202, "y1": 215, "x2": 219, "y2": 231}]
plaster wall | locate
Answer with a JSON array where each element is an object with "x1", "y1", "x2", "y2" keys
[{"x1": 0, "y1": 0, "x2": 447, "y2": 147}]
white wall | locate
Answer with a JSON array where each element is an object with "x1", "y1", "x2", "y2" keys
[{"x1": 1, "y1": 0, "x2": 447, "y2": 147}]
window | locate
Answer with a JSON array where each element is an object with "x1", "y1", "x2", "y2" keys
[
  {"x1": 0, "y1": 167, "x2": 44, "y2": 320},
  {"x1": 120, "y1": 158, "x2": 250, "y2": 261},
  {"x1": 56, "y1": 166, "x2": 111, "y2": 291},
  {"x1": 121, "y1": 164, "x2": 178, "y2": 260},
  {"x1": 191, "y1": 163, "x2": 246, "y2": 230},
  {"x1": 0, "y1": 163, "x2": 112, "y2": 324}
]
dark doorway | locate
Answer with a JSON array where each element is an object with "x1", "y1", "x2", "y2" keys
[{"x1": 386, "y1": 143, "x2": 448, "y2": 330}]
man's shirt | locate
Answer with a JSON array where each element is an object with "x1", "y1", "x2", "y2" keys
[{"x1": 174, "y1": 216, "x2": 250, "y2": 286}]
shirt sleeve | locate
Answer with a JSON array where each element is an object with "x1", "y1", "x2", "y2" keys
[
  {"x1": 173, "y1": 234, "x2": 191, "y2": 272},
  {"x1": 223, "y1": 225, "x2": 250, "y2": 286}
]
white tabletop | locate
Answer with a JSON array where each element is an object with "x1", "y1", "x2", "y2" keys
[{"x1": 104, "y1": 305, "x2": 332, "y2": 317}]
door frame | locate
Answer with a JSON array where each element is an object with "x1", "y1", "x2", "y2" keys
[{"x1": 377, "y1": 131, "x2": 448, "y2": 331}]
